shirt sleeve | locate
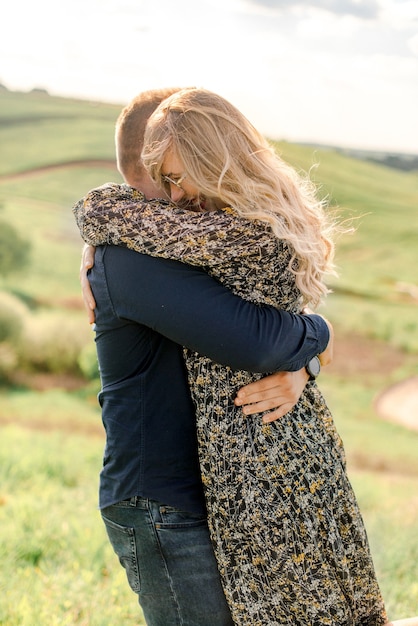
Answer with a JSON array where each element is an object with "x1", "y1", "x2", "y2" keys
[{"x1": 94, "y1": 246, "x2": 329, "y2": 373}]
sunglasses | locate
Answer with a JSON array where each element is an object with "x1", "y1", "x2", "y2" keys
[{"x1": 162, "y1": 173, "x2": 187, "y2": 190}]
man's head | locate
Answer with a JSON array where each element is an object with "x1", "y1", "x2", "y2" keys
[{"x1": 115, "y1": 87, "x2": 181, "y2": 196}]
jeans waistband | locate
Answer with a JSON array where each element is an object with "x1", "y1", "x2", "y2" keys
[{"x1": 121, "y1": 496, "x2": 149, "y2": 509}]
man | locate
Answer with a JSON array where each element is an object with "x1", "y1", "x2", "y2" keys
[{"x1": 77, "y1": 88, "x2": 332, "y2": 626}]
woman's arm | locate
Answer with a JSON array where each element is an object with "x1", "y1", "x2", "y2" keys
[{"x1": 73, "y1": 183, "x2": 276, "y2": 269}]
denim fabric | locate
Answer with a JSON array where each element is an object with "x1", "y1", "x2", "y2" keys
[{"x1": 101, "y1": 497, "x2": 234, "y2": 626}]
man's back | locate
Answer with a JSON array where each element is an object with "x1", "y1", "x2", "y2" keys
[{"x1": 90, "y1": 245, "x2": 205, "y2": 513}]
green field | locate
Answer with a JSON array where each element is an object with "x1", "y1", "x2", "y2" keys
[{"x1": 0, "y1": 89, "x2": 417, "y2": 624}]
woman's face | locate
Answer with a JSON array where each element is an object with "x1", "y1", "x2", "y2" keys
[{"x1": 161, "y1": 149, "x2": 223, "y2": 211}]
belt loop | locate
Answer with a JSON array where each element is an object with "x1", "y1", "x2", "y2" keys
[{"x1": 129, "y1": 496, "x2": 137, "y2": 506}]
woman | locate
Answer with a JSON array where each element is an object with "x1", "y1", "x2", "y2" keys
[{"x1": 74, "y1": 88, "x2": 411, "y2": 625}]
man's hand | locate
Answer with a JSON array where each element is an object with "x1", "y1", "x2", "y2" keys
[
  {"x1": 234, "y1": 369, "x2": 309, "y2": 424},
  {"x1": 80, "y1": 244, "x2": 96, "y2": 324}
]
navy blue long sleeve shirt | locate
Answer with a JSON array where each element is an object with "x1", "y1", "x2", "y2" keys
[{"x1": 90, "y1": 245, "x2": 329, "y2": 514}]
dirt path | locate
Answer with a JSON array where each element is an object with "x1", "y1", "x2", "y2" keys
[
  {"x1": 374, "y1": 376, "x2": 418, "y2": 432},
  {"x1": 0, "y1": 159, "x2": 117, "y2": 181},
  {"x1": 328, "y1": 333, "x2": 418, "y2": 432}
]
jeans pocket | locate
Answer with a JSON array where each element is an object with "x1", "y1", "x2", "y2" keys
[
  {"x1": 101, "y1": 513, "x2": 141, "y2": 593},
  {"x1": 157, "y1": 505, "x2": 207, "y2": 529}
]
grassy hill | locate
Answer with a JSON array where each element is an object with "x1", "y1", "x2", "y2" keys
[
  {"x1": 275, "y1": 141, "x2": 418, "y2": 348},
  {"x1": 0, "y1": 89, "x2": 417, "y2": 623},
  {"x1": 1, "y1": 89, "x2": 417, "y2": 345}
]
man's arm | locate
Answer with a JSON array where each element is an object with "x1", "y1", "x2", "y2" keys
[
  {"x1": 80, "y1": 247, "x2": 333, "y2": 366},
  {"x1": 92, "y1": 245, "x2": 330, "y2": 374}
]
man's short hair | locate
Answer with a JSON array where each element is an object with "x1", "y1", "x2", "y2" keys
[{"x1": 115, "y1": 87, "x2": 181, "y2": 179}]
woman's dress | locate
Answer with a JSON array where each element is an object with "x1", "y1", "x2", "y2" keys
[{"x1": 74, "y1": 183, "x2": 387, "y2": 626}]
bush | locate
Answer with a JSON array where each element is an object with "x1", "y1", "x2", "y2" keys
[
  {"x1": 0, "y1": 291, "x2": 94, "y2": 381},
  {"x1": 0, "y1": 220, "x2": 31, "y2": 277},
  {"x1": 0, "y1": 343, "x2": 18, "y2": 381},
  {"x1": 0, "y1": 291, "x2": 28, "y2": 342},
  {"x1": 18, "y1": 312, "x2": 92, "y2": 375},
  {"x1": 78, "y1": 342, "x2": 100, "y2": 381},
  {"x1": 0, "y1": 292, "x2": 28, "y2": 380}
]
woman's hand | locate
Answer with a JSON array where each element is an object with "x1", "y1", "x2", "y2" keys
[
  {"x1": 235, "y1": 369, "x2": 309, "y2": 423},
  {"x1": 80, "y1": 244, "x2": 96, "y2": 324}
]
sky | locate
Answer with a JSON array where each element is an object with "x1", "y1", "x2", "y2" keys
[{"x1": 1, "y1": 0, "x2": 418, "y2": 154}]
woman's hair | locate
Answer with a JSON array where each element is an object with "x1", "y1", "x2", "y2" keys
[{"x1": 142, "y1": 88, "x2": 337, "y2": 307}]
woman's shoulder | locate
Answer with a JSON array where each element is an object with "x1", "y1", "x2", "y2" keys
[{"x1": 86, "y1": 182, "x2": 146, "y2": 203}]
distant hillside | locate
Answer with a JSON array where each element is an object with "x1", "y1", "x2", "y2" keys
[
  {"x1": 0, "y1": 88, "x2": 121, "y2": 177},
  {"x1": 295, "y1": 142, "x2": 418, "y2": 172},
  {"x1": 2, "y1": 86, "x2": 416, "y2": 171}
]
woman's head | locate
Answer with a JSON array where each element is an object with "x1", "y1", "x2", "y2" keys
[
  {"x1": 142, "y1": 88, "x2": 276, "y2": 211},
  {"x1": 142, "y1": 88, "x2": 338, "y2": 307}
]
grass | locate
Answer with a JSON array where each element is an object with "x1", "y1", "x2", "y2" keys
[
  {"x1": 1, "y1": 386, "x2": 417, "y2": 623},
  {"x1": 0, "y1": 90, "x2": 120, "y2": 175},
  {"x1": 350, "y1": 471, "x2": 418, "y2": 618},
  {"x1": 0, "y1": 167, "x2": 121, "y2": 302},
  {"x1": 325, "y1": 293, "x2": 418, "y2": 355},
  {"x1": 0, "y1": 421, "x2": 144, "y2": 626},
  {"x1": 277, "y1": 141, "x2": 418, "y2": 296},
  {"x1": 322, "y1": 376, "x2": 418, "y2": 476},
  {"x1": 0, "y1": 89, "x2": 417, "y2": 623}
]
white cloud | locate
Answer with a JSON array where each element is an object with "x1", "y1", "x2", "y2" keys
[
  {"x1": 243, "y1": 0, "x2": 381, "y2": 19},
  {"x1": 1, "y1": 0, "x2": 417, "y2": 152},
  {"x1": 407, "y1": 33, "x2": 418, "y2": 55}
]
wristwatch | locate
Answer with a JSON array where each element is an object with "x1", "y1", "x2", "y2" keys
[{"x1": 306, "y1": 356, "x2": 321, "y2": 380}]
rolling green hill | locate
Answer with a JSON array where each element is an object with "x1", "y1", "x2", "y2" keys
[{"x1": 1, "y1": 89, "x2": 417, "y2": 348}]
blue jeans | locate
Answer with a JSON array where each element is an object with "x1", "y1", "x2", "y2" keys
[{"x1": 101, "y1": 497, "x2": 234, "y2": 626}]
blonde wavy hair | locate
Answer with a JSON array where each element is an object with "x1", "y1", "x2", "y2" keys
[{"x1": 142, "y1": 88, "x2": 337, "y2": 307}]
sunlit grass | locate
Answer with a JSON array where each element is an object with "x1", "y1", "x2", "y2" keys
[
  {"x1": 0, "y1": 90, "x2": 121, "y2": 175},
  {"x1": 1, "y1": 407, "x2": 417, "y2": 624},
  {"x1": 0, "y1": 424, "x2": 144, "y2": 626},
  {"x1": 277, "y1": 140, "x2": 418, "y2": 293},
  {"x1": 324, "y1": 294, "x2": 418, "y2": 353},
  {"x1": 0, "y1": 167, "x2": 122, "y2": 301},
  {"x1": 350, "y1": 471, "x2": 418, "y2": 618},
  {"x1": 0, "y1": 387, "x2": 100, "y2": 432}
]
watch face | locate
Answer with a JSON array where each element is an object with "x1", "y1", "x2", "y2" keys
[{"x1": 308, "y1": 356, "x2": 321, "y2": 377}]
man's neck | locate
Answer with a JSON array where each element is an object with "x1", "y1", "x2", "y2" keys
[{"x1": 124, "y1": 174, "x2": 164, "y2": 201}]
